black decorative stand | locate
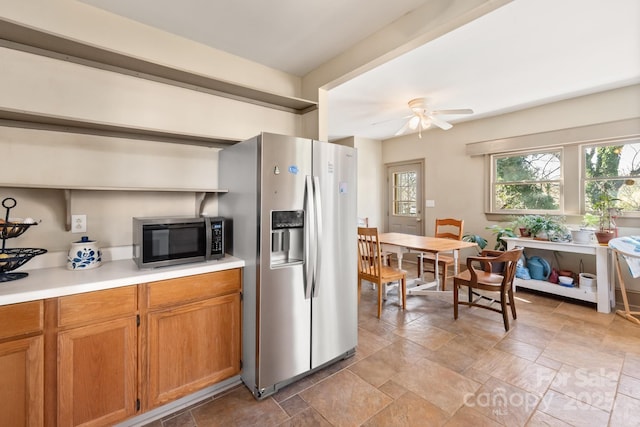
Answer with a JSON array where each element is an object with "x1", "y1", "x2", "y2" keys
[{"x1": 0, "y1": 197, "x2": 47, "y2": 282}]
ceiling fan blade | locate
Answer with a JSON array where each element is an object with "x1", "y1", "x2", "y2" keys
[
  {"x1": 428, "y1": 114, "x2": 453, "y2": 130},
  {"x1": 431, "y1": 108, "x2": 474, "y2": 115}
]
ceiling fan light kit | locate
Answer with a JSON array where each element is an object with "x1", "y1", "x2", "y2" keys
[{"x1": 397, "y1": 97, "x2": 473, "y2": 138}]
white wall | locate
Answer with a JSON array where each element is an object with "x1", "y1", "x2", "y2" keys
[
  {"x1": 0, "y1": 4, "x2": 306, "y2": 253},
  {"x1": 354, "y1": 137, "x2": 384, "y2": 228}
]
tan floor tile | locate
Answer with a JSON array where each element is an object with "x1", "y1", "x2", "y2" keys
[
  {"x1": 601, "y1": 333, "x2": 640, "y2": 355},
  {"x1": 444, "y1": 405, "x2": 502, "y2": 427},
  {"x1": 278, "y1": 407, "x2": 333, "y2": 427},
  {"x1": 525, "y1": 410, "x2": 572, "y2": 426},
  {"x1": 392, "y1": 357, "x2": 481, "y2": 415},
  {"x1": 538, "y1": 389, "x2": 610, "y2": 426},
  {"x1": 609, "y1": 393, "x2": 640, "y2": 427},
  {"x1": 550, "y1": 365, "x2": 618, "y2": 411},
  {"x1": 473, "y1": 349, "x2": 556, "y2": 396},
  {"x1": 607, "y1": 316, "x2": 640, "y2": 340},
  {"x1": 536, "y1": 356, "x2": 564, "y2": 371},
  {"x1": 622, "y1": 352, "x2": 640, "y2": 379},
  {"x1": 163, "y1": 411, "x2": 196, "y2": 427},
  {"x1": 378, "y1": 380, "x2": 407, "y2": 399},
  {"x1": 191, "y1": 386, "x2": 288, "y2": 427},
  {"x1": 355, "y1": 326, "x2": 395, "y2": 358},
  {"x1": 618, "y1": 374, "x2": 640, "y2": 399},
  {"x1": 362, "y1": 391, "x2": 449, "y2": 426},
  {"x1": 552, "y1": 302, "x2": 615, "y2": 326},
  {"x1": 466, "y1": 377, "x2": 539, "y2": 427},
  {"x1": 279, "y1": 394, "x2": 309, "y2": 417},
  {"x1": 495, "y1": 337, "x2": 544, "y2": 362},
  {"x1": 348, "y1": 338, "x2": 426, "y2": 387},
  {"x1": 541, "y1": 339, "x2": 624, "y2": 373},
  {"x1": 508, "y1": 323, "x2": 558, "y2": 349},
  {"x1": 300, "y1": 370, "x2": 392, "y2": 427},
  {"x1": 424, "y1": 332, "x2": 496, "y2": 373},
  {"x1": 516, "y1": 310, "x2": 570, "y2": 333},
  {"x1": 393, "y1": 321, "x2": 457, "y2": 350}
]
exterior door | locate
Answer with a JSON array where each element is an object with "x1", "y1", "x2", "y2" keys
[{"x1": 386, "y1": 161, "x2": 424, "y2": 235}]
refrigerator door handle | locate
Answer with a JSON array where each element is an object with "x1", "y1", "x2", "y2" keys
[
  {"x1": 304, "y1": 175, "x2": 315, "y2": 299},
  {"x1": 312, "y1": 176, "x2": 322, "y2": 297}
]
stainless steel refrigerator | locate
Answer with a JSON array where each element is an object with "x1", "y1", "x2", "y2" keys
[{"x1": 218, "y1": 132, "x2": 357, "y2": 399}]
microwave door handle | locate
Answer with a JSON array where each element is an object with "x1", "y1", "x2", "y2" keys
[
  {"x1": 304, "y1": 176, "x2": 314, "y2": 299},
  {"x1": 312, "y1": 176, "x2": 322, "y2": 297}
]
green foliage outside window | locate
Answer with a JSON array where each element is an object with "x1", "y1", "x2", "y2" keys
[{"x1": 493, "y1": 151, "x2": 561, "y2": 211}]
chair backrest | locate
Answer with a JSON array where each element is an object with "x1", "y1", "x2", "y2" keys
[
  {"x1": 435, "y1": 218, "x2": 464, "y2": 240},
  {"x1": 484, "y1": 248, "x2": 523, "y2": 286},
  {"x1": 357, "y1": 227, "x2": 382, "y2": 279}
]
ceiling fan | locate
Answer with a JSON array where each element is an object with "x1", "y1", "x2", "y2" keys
[{"x1": 395, "y1": 98, "x2": 473, "y2": 138}]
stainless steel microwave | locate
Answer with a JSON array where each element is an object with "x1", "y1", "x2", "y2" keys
[{"x1": 132, "y1": 216, "x2": 230, "y2": 269}]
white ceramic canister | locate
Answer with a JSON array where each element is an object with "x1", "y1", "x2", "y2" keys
[
  {"x1": 67, "y1": 236, "x2": 102, "y2": 270},
  {"x1": 579, "y1": 272, "x2": 597, "y2": 290}
]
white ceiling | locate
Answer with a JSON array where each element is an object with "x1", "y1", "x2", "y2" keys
[{"x1": 79, "y1": 0, "x2": 640, "y2": 141}]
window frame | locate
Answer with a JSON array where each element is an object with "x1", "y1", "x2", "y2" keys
[{"x1": 489, "y1": 148, "x2": 564, "y2": 215}]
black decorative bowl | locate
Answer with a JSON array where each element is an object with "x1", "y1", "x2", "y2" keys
[{"x1": 0, "y1": 248, "x2": 47, "y2": 282}]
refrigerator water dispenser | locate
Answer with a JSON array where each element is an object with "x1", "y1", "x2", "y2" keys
[{"x1": 271, "y1": 210, "x2": 304, "y2": 267}]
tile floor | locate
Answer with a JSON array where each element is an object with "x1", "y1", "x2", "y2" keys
[{"x1": 144, "y1": 269, "x2": 640, "y2": 427}]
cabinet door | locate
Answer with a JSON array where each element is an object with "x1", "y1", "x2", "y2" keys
[
  {"x1": 146, "y1": 293, "x2": 240, "y2": 408},
  {"x1": 58, "y1": 317, "x2": 137, "y2": 427},
  {"x1": 0, "y1": 335, "x2": 43, "y2": 427}
]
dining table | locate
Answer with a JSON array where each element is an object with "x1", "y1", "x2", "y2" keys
[{"x1": 378, "y1": 232, "x2": 477, "y2": 295}]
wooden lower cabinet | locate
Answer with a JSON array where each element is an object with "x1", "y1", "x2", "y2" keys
[
  {"x1": 51, "y1": 286, "x2": 138, "y2": 427},
  {"x1": 0, "y1": 300, "x2": 44, "y2": 427},
  {"x1": 141, "y1": 269, "x2": 242, "y2": 410}
]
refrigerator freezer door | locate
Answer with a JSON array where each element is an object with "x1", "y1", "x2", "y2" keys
[
  {"x1": 257, "y1": 134, "x2": 313, "y2": 391},
  {"x1": 311, "y1": 141, "x2": 358, "y2": 368}
]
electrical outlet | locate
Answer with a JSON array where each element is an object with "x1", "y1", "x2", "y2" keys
[{"x1": 71, "y1": 214, "x2": 87, "y2": 233}]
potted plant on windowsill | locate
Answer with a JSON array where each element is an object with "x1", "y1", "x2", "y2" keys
[{"x1": 593, "y1": 193, "x2": 620, "y2": 245}]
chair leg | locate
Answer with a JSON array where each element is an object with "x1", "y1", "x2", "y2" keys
[
  {"x1": 400, "y1": 276, "x2": 406, "y2": 310},
  {"x1": 358, "y1": 279, "x2": 361, "y2": 304},
  {"x1": 508, "y1": 286, "x2": 517, "y2": 319},
  {"x1": 501, "y1": 291, "x2": 510, "y2": 331},
  {"x1": 377, "y1": 281, "x2": 383, "y2": 318},
  {"x1": 453, "y1": 282, "x2": 459, "y2": 319},
  {"x1": 441, "y1": 262, "x2": 447, "y2": 291}
]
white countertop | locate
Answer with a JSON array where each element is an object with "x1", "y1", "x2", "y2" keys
[{"x1": 0, "y1": 256, "x2": 245, "y2": 306}]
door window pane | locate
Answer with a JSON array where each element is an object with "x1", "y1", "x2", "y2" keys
[{"x1": 392, "y1": 171, "x2": 417, "y2": 216}]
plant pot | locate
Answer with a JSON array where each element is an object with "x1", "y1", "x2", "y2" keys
[
  {"x1": 570, "y1": 229, "x2": 594, "y2": 244},
  {"x1": 594, "y1": 230, "x2": 615, "y2": 246},
  {"x1": 518, "y1": 227, "x2": 531, "y2": 237}
]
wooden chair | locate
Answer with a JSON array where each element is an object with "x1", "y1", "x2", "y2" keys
[
  {"x1": 357, "y1": 227, "x2": 406, "y2": 318},
  {"x1": 417, "y1": 218, "x2": 464, "y2": 290},
  {"x1": 452, "y1": 248, "x2": 523, "y2": 331}
]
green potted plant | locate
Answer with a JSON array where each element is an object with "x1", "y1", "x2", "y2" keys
[
  {"x1": 526, "y1": 215, "x2": 567, "y2": 241},
  {"x1": 485, "y1": 224, "x2": 517, "y2": 251},
  {"x1": 512, "y1": 215, "x2": 539, "y2": 238},
  {"x1": 592, "y1": 193, "x2": 619, "y2": 245},
  {"x1": 462, "y1": 232, "x2": 488, "y2": 253}
]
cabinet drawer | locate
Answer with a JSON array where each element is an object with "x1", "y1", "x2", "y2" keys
[
  {"x1": 146, "y1": 269, "x2": 241, "y2": 309},
  {"x1": 0, "y1": 300, "x2": 43, "y2": 340},
  {"x1": 58, "y1": 286, "x2": 137, "y2": 328}
]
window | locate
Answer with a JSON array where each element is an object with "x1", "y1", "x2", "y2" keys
[
  {"x1": 583, "y1": 140, "x2": 640, "y2": 214},
  {"x1": 491, "y1": 149, "x2": 562, "y2": 213},
  {"x1": 392, "y1": 170, "x2": 417, "y2": 216}
]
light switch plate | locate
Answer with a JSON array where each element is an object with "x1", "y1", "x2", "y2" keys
[{"x1": 425, "y1": 200, "x2": 435, "y2": 208}]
